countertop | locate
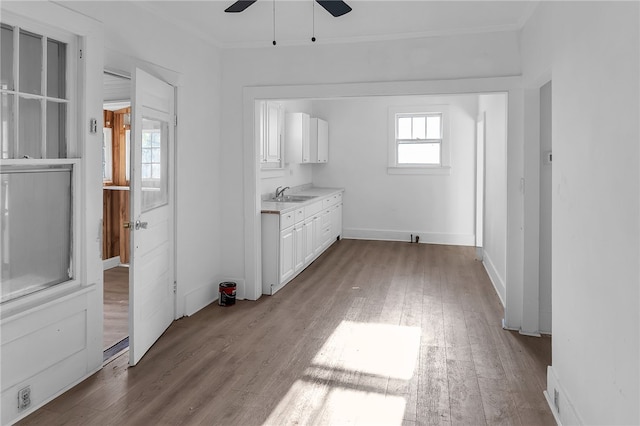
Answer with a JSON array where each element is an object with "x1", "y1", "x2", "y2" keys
[{"x1": 261, "y1": 187, "x2": 344, "y2": 214}]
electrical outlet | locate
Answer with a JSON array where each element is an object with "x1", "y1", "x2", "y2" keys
[
  {"x1": 18, "y1": 386, "x2": 31, "y2": 410},
  {"x1": 553, "y1": 388, "x2": 560, "y2": 413}
]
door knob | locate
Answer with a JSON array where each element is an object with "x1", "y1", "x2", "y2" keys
[{"x1": 135, "y1": 220, "x2": 148, "y2": 230}]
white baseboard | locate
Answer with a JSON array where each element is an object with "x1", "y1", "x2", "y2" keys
[
  {"x1": 546, "y1": 366, "x2": 582, "y2": 426},
  {"x1": 103, "y1": 256, "x2": 121, "y2": 270},
  {"x1": 482, "y1": 250, "x2": 505, "y2": 306},
  {"x1": 342, "y1": 228, "x2": 475, "y2": 246}
]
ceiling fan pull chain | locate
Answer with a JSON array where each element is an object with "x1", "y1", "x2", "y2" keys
[
  {"x1": 272, "y1": 0, "x2": 277, "y2": 46},
  {"x1": 312, "y1": 0, "x2": 316, "y2": 42}
]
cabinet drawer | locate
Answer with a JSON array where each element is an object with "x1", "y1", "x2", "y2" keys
[
  {"x1": 322, "y1": 196, "x2": 334, "y2": 209},
  {"x1": 294, "y1": 208, "x2": 305, "y2": 223},
  {"x1": 280, "y1": 211, "x2": 295, "y2": 229},
  {"x1": 305, "y1": 201, "x2": 323, "y2": 218}
]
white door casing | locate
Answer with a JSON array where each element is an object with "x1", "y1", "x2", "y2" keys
[{"x1": 129, "y1": 68, "x2": 175, "y2": 366}]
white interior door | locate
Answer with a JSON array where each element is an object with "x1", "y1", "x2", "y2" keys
[{"x1": 129, "y1": 68, "x2": 175, "y2": 366}]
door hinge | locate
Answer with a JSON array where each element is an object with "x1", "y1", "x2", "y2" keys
[
  {"x1": 173, "y1": 281, "x2": 177, "y2": 294},
  {"x1": 79, "y1": 49, "x2": 83, "y2": 59},
  {"x1": 174, "y1": 115, "x2": 178, "y2": 127}
]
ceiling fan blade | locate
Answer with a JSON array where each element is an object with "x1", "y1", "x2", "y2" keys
[
  {"x1": 316, "y1": 0, "x2": 352, "y2": 17},
  {"x1": 225, "y1": 0, "x2": 258, "y2": 13}
]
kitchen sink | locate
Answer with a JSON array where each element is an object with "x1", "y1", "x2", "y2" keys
[{"x1": 270, "y1": 195, "x2": 318, "y2": 203}]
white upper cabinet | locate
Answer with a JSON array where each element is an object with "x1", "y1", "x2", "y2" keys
[
  {"x1": 311, "y1": 118, "x2": 329, "y2": 163},
  {"x1": 286, "y1": 113, "x2": 329, "y2": 164},
  {"x1": 260, "y1": 101, "x2": 283, "y2": 168},
  {"x1": 285, "y1": 112, "x2": 310, "y2": 164}
]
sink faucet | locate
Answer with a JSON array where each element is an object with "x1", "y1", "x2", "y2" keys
[{"x1": 275, "y1": 186, "x2": 290, "y2": 198}]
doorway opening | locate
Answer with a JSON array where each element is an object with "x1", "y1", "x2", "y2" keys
[{"x1": 102, "y1": 71, "x2": 132, "y2": 362}]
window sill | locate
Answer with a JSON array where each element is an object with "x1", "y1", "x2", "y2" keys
[{"x1": 387, "y1": 166, "x2": 451, "y2": 175}]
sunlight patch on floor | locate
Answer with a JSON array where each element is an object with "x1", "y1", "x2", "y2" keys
[
  {"x1": 262, "y1": 379, "x2": 406, "y2": 426},
  {"x1": 312, "y1": 321, "x2": 421, "y2": 380},
  {"x1": 263, "y1": 321, "x2": 420, "y2": 425}
]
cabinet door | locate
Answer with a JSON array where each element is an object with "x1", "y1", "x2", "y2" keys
[
  {"x1": 312, "y1": 215, "x2": 323, "y2": 256},
  {"x1": 334, "y1": 203, "x2": 342, "y2": 239},
  {"x1": 317, "y1": 119, "x2": 328, "y2": 163},
  {"x1": 286, "y1": 112, "x2": 310, "y2": 164},
  {"x1": 280, "y1": 226, "x2": 295, "y2": 283},
  {"x1": 293, "y1": 224, "x2": 305, "y2": 272},
  {"x1": 265, "y1": 102, "x2": 281, "y2": 164},
  {"x1": 303, "y1": 218, "x2": 315, "y2": 264}
]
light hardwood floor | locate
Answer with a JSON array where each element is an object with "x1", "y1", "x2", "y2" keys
[
  {"x1": 21, "y1": 240, "x2": 553, "y2": 425},
  {"x1": 103, "y1": 266, "x2": 129, "y2": 350}
]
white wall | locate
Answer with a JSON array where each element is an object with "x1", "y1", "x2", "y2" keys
[
  {"x1": 72, "y1": 2, "x2": 225, "y2": 315},
  {"x1": 260, "y1": 99, "x2": 313, "y2": 196},
  {"x1": 538, "y1": 81, "x2": 552, "y2": 334},
  {"x1": 479, "y1": 94, "x2": 508, "y2": 304},
  {"x1": 221, "y1": 30, "x2": 522, "y2": 287},
  {"x1": 311, "y1": 94, "x2": 478, "y2": 245},
  {"x1": 522, "y1": 2, "x2": 639, "y2": 424}
]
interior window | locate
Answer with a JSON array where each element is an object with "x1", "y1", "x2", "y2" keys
[{"x1": 0, "y1": 21, "x2": 74, "y2": 303}]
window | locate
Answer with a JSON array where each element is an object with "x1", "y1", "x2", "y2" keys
[
  {"x1": 1, "y1": 20, "x2": 76, "y2": 303},
  {"x1": 396, "y1": 113, "x2": 442, "y2": 165},
  {"x1": 388, "y1": 105, "x2": 450, "y2": 175},
  {"x1": 141, "y1": 123, "x2": 161, "y2": 180}
]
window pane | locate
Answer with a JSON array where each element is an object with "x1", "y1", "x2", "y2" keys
[
  {"x1": 142, "y1": 147, "x2": 151, "y2": 163},
  {"x1": 1, "y1": 25, "x2": 14, "y2": 90},
  {"x1": 398, "y1": 117, "x2": 411, "y2": 139},
  {"x1": 151, "y1": 147, "x2": 160, "y2": 163},
  {"x1": 19, "y1": 30, "x2": 42, "y2": 95},
  {"x1": 398, "y1": 143, "x2": 440, "y2": 165},
  {"x1": 413, "y1": 116, "x2": 426, "y2": 140},
  {"x1": 1, "y1": 93, "x2": 15, "y2": 159},
  {"x1": 46, "y1": 101, "x2": 66, "y2": 158},
  {"x1": 18, "y1": 97, "x2": 42, "y2": 159},
  {"x1": 426, "y1": 115, "x2": 441, "y2": 139},
  {"x1": 1, "y1": 165, "x2": 72, "y2": 302},
  {"x1": 141, "y1": 163, "x2": 151, "y2": 180},
  {"x1": 47, "y1": 38, "x2": 66, "y2": 99},
  {"x1": 140, "y1": 118, "x2": 168, "y2": 212}
]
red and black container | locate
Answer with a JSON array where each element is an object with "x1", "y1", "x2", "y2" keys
[{"x1": 218, "y1": 282, "x2": 237, "y2": 306}]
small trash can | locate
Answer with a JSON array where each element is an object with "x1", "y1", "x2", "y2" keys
[{"x1": 219, "y1": 282, "x2": 237, "y2": 306}]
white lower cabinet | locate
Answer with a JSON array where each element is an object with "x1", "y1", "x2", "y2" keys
[
  {"x1": 279, "y1": 225, "x2": 295, "y2": 284},
  {"x1": 262, "y1": 191, "x2": 343, "y2": 295}
]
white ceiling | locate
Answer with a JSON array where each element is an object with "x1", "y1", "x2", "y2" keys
[{"x1": 66, "y1": 1, "x2": 539, "y2": 49}]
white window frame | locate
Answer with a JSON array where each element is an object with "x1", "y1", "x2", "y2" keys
[
  {"x1": 0, "y1": 14, "x2": 81, "y2": 307},
  {"x1": 388, "y1": 105, "x2": 451, "y2": 175}
]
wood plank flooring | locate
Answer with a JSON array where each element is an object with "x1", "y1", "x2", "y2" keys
[
  {"x1": 21, "y1": 240, "x2": 553, "y2": 426},
  {"x1": 103, "y1": 266, "x2": 129, "y2": 350}
]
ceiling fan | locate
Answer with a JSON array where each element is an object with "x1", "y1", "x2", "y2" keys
[{"x1": 225, "y1": 0, "x2": 352, "y2": 17}]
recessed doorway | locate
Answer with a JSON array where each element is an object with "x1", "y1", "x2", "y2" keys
[{"x1": 102, "y1": 71, "x2": 132, "y2": 361}]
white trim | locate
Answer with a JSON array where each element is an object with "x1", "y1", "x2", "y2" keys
[
  {"x1": 102, "y1": 256, "x2": 121, "y2": 270},
  {"x1": 546, "y1": 366, "x2": 583, "y2": 426},
  {"x1": 342, "y1": 228, "x2": 475, "y2": 247},
  {"x1": 243, "y1": 76, "x2": 522, "y2": 307},
  {"x1": 482, "y1": 249, "x2": 505, "y2": 307},
  {"x1": 387, "y1": 166, "x2": 451, "y2": 175}
]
